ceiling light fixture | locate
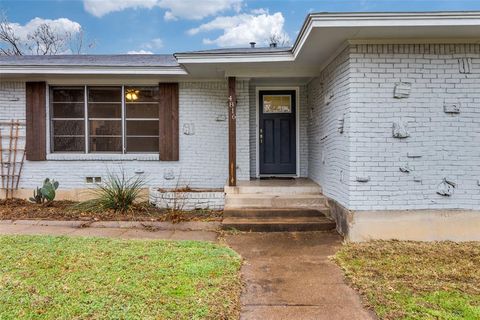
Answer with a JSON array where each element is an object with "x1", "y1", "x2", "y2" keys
[{"x1": 125, "y1": 89, "x2": 140, "y2": 101}]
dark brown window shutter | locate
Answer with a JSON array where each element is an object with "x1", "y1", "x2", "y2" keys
[
  {"x1": 158, "y1": 83, "x2": 179, "y2": 161},
  {"x1": 26, "y1": 82, "x2": 47, "y2": 161}
]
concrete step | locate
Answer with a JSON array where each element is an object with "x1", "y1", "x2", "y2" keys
[
  {"x1": 222, "y1": 216, "x2": 336, "y2": 232},
  {"x1": 224, "y1": 208, "x2": 329, "y2": 218},
  {"x1": 225, "y1": 185, "x2": 322, "y2": 195},
  {"x1": 224, "y1": 194, "x2": 327, "y2": 209}
]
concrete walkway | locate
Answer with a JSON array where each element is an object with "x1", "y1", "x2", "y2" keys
[
  {"x1": 225, "y1": 231, "x2": 376, "y2": 320},
  {"x1": 0, "y1": 220, "x2": 219, "y2": 241}
]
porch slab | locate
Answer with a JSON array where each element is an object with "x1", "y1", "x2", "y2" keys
[{"x1": 225, "y1": 178, "x2": 322, "y2": 195}]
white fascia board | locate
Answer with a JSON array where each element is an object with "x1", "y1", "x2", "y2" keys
[
  {"x1": 0, "y1": 66, "x2": 188, "y2": 75},
  {"x1": 291, "y1": 11, "x2": 480, "y2": 59},
  {"x1": 307, "y1": 11, "x2": 480, "y2": 21},
  {"x1": 176, "y1": 53, "x2": 294, "y2": 64},
  {"x1": 348, "y1": 38, "x2": 480, "y2": 44},
  {"x1": 310, "y1": 16, "x2": 480, "y2": 27}
]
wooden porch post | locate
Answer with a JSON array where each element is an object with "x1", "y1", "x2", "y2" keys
[{"x1": 228, "y1": 77, "x2": 236, "y2": 186}]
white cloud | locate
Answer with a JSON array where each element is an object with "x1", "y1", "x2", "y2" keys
[
  {"x1": 6, "y1": 17, "x2": 82, "y2": 41},
  {"x1": 250, "y1": 8, "x2": 268, "y2": 15},
  {"x1": 157, "y1": 0, "x2": 242, "y2": 21},
  {"x1": 127, "y1": 49, "x2": 154, "y2": 54},
  {"x1": 143, "y1": 37, "x2": 163, "y2": 49},
  {"x1": 83, "y1": 0, "x2": 242, "y2": 20},
  {"x1": 163, "y1": 11, "x2": 177, "y2": 21},
  {"x1": 129, "y1": 38, "x2": 163, "y2": 54},
  {"x1": 1, "y1": 17, "x2": 83, "y2": 54},
  {"x1": 188, "y1": 11, "x2": 289, "y2": 47},
  {"x1": 83, "y1": 0, "x2": 158, "y2": 18}
]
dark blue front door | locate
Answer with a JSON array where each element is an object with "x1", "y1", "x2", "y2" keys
[{"x1": 259, "y1": 90, "x2": 296, "y2": 175}]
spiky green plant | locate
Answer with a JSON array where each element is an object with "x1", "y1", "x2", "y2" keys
[
  {"x1": 75, "y1": 171, "x2": 146, "y2": 213},
  {"x1": 29, "y1": 178, "x2": 59, "y2": 204}
]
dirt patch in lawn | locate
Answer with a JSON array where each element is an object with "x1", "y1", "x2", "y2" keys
[
  {"x1": 334, "y1": 241, "x2": 480, "y2": 320},
  {"x1": 0, "y1": 198, "x2": 222, "y2": 222}
]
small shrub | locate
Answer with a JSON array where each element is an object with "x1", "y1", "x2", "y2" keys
[
  {"x1": 75, "y1": 171, "x2": 145, "y2": 213},
  {"x1": 29, "y1": 178, "x2": 59, "y2": 205}
]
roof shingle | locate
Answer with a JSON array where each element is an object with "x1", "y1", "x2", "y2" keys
[{"x1": 0, "y1": 54, "x2": 179, "y2": 67}]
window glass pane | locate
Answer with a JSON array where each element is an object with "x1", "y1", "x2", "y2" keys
[
  {"x1": 52, "y1": 103, "x2": 84, "y2": 118},
  {"x1": 124, "y1": 86, "x2": 159, "y2": 153},
  {"x1": 52, "y1": 88, "x2": 84, "y2": 102},
  {"x1": 126, "y1": 103, "x2": 159, "y2": 118},
  {"x1": 126, "y1": 137, "x2": 159, "y2": 152},
  {"x1": 89, "y1": 137, "x2": 122, "y2": 152},
  {"x1": 88, "y1": 103, "x2": 122, "y2": 118},
  {"x1": 53, "y1": 137, "x2": 85, "y2": 152},
  {"x1": 51, "y1": 87, "x2": 85, "y2": 153},
  {"x1": 125, "y1": 87, "x2": 159, "y2": 103},
  {"x1": 126, "y1": 120, "x2": 158, "y2": 136},
  {"x1": 89, "y1": 120, "x2": 121, "y2": 136},
  {"x1": 88, "y1": 87, "x2": 121, "y2": 102},
  {"x1": 263, "y1": 95, "x2": 292, "y2": 113},
  {"x1": 53, "y1": 120, "x2": 84, "y2": 136}
]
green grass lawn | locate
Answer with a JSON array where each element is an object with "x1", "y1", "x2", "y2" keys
[
  {"x1": 0, "y1": 235, "x2": 241, "y2": 320},
  {"x1": 334, "y1": 241, "x2": 480, "y2": 320}
]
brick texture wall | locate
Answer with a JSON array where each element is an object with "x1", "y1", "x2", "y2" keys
[
  {"x1": 348, "y1": 44, "x2": 480, "y2": 210},
  {"x1": 307, "y1": 47, "x2": 352, "y2": 208},
  {"x1": 0, "y1": 80, "x2": 250, "y2": 190}
]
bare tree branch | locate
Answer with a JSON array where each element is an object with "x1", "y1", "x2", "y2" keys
[
  {"x1": 0, "y1": 12, "x2": 94, "y2": 55},
  {"x1": 267, "y1": 32, "x2": 290, "y2": 47},
  {"x1": 0, "y1": 12, "x2": 23, "y2": 55}
]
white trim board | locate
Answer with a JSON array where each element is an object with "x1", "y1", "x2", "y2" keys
[
  {"x1": 1, "y1": 66, "x2": 187, "y2": 75},
  {"x1": 255, "y1": 86, "x2": 300, "y2": 178}
]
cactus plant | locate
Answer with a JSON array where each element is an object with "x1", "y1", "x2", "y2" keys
[
  {"x1": 29, "y1": 178, "x2": 59, "y2": 204},
  {"x1": 40, "y1": 178, "x2": 59, "y2": 202},
  {"x1": 29, "y1": 187, "x2": 44, "y2": 204}
]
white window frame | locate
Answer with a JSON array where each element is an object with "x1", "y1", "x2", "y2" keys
[
  {"x1": 48, "y1": 85, "x2": 160, "y2": 157},
  {"x1": 49, "y1": 86, "x2": 86, "y2": 153}
]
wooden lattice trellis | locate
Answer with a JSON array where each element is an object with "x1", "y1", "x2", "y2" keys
[{"x1": 0, "y1": 120, "x2": 26, "y2": 199}]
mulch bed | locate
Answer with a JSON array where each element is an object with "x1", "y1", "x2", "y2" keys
[{"x1": 0, "y1": 198, "x2": 222, "y2": 223}]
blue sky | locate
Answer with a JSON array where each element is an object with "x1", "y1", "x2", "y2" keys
[{"x1": 2, "y1": 0, "x2": 480, "y2": 54}]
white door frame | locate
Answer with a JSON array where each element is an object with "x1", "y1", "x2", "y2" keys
[{"x1": 255, "y1": 86, "x2": 300, "y2": 178}]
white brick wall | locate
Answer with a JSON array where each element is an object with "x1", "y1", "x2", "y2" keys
[
  {"x1": 149, "y1": 188, "x2": 224, "y2": 210},
  {"x1": 348, "y1": 44, "x2": 480, "y2": 210},
  {"x1": 0, "y1": 80, "x2": 250, "y2": 191},
  {"x1": 299, "y1": 85, "x2": 309, "y2": 177},
  {"x1": 307, "y1": 44, "x2": 480, "y2": 211},
  {"x1": 307, "y1": 47, "x2": 351, "y2": 208}
]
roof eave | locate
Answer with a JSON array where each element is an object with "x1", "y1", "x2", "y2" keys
[
  {"x1": 175, "y1": 51, "x2": 294, "y2": 64},
  {"x1": 0, "y1": 65, "x2": 188, "y2": 75},
  {"x1": 291, "y1": 11, "x2": 480, "y2": 58}
]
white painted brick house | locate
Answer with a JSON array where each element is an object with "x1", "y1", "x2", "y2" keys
[{"x1": 1, "y1": 11, "x2": 479, "y2": 241}]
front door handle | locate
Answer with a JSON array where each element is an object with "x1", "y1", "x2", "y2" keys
[{"x1": 259, "y1": 128, "x2": 263, "y2": 144}]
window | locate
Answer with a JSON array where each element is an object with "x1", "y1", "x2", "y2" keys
[
  {"x1": 88, "y1": 87, "x2": 122, "y2": 153},
  {"x1": 125, "y1": 87, "x2": 159, "y2": 152},
  {"x1": 50, "y1": 86, "x2": 160, "y2": 154},
  {"x1": 263, "y1": 95, "x2": 292, "y2": 113},
  {"x1": 51, "y1": 87, "x2": 85, "y2": 152}
]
